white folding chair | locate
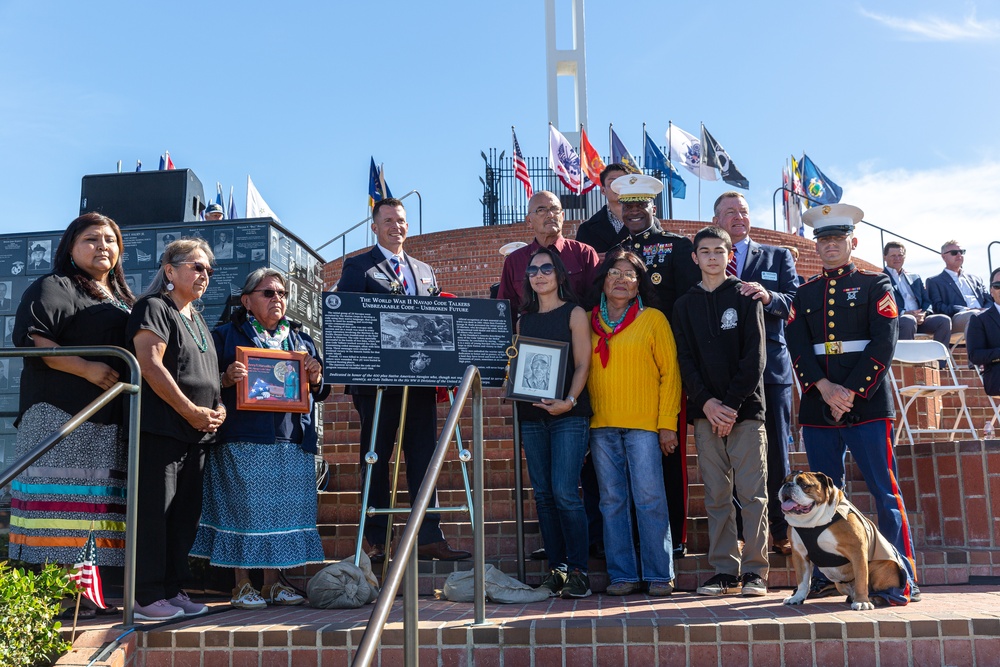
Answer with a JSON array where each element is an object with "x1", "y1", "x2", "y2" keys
[{"x1": 890, "y1": 339, "x2": 978, "y2": 445}]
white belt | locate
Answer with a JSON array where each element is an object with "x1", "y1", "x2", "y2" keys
[{"x1": 813, "y1": 340, "x2": 871, "y2": 355}]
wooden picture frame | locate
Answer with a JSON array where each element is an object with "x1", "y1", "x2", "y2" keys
[
  {"x1": 235, "y1": 346, "x2": 310, "y2": 413},
  {"x1": 504, "y1": 336, "x2": 569, "y2": 403}
]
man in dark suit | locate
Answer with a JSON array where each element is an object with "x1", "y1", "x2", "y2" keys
[
  {"x1": 713, "y1": 191, "x2": 798, "y2": 555},
  {"x1": 926, "y1": 239, "x2": 990, "y2": 338},
  {"x1": 0, "y1": 282, "x2": 11, "y2": 312},
  {"x1": 967, "y1": 268, "x2": 1000, "y2": 395},
  {"x1": 28, "y1": 244, "x2": 50, "y2": 271},
  {"x1": 574, "y1": 163, "x2": 630, "y2": 253},
  {"x1": 882, "y1": 241, "x2": 951, "y2": 346},
  {"x1": 336, "y1": 197, "x2": 470, "y2": 562}
]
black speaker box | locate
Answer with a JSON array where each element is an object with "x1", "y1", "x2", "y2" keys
[{"x1": 80, "y1": 170, "x2": 206, "y2": 227}]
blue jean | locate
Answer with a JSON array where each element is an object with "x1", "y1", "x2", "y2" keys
[
  {"x1": 521, "y1": 416, "x2": 590, "y2": 572},
  {"x1": 589, "y1": 428, "x2": 674, "y2": 585}
]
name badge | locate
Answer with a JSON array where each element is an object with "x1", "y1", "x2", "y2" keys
[
  {"x1": 761, "y1": 271, "x2": 778, "y2": 281},
  {"x1": 374, "y1": 272, "x2": 388, "y2": 280}
]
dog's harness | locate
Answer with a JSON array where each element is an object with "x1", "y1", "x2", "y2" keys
[{"x1": 793, "y1": 513, "x2": 852, "y2": 568}]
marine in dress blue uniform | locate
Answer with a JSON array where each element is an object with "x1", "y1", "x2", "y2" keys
[{"x1": 785, "y1": 203, "x2": 918, "y2": 601}]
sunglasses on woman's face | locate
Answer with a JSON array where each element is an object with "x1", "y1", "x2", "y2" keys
[
  {"x1": 991, "y1": 282, "x2": 1000, "y2": 290},
  {"x1": 173, "y1": 261, "x2": 214, "y2": 276},
  {"x1": 525, "y1": 263, "x2": 555, "y2": 278}
]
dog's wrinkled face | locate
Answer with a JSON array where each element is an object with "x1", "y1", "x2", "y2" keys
[{"x1": 779, "y1": 471, "x2": 837, "y2": 519}]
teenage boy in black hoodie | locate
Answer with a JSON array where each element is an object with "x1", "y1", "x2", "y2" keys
[{"x1": 671, "y1": 226, "x2": 769, "y2": 597}]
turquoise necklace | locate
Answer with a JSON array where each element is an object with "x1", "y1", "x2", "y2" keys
[
  {"x1": 178, "y1": 309, "x2": 208, "y2": 353},
  {"x1": 96, "y1": 283, "x2": 131, "y2": 313}
]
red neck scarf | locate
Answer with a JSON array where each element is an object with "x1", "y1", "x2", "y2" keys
[{"x1": 591, "y1": 299, "x2": 641, "y2": 368}]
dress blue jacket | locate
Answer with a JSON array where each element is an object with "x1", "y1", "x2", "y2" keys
[{"x1": 212, "y1": 311, "x2": 331, "y2": 453}]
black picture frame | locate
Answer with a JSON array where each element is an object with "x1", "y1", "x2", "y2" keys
[{"x1": 504, "y1": 336, "x2": 569, "y2": 403}]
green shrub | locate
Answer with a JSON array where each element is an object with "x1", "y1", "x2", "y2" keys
[{"x1": 0, "y1": 561, "x2": 75, "y2": 667}]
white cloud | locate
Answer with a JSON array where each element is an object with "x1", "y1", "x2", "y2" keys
[
  {"x1": 860, "y1": 8, "x2": 1000, "y2": 41},
  {"x1": 840, "y1": 162, "x2": 1000, "y2": 280}
]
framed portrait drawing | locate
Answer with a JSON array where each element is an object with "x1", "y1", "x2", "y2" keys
[
  {"x1": 503, "y1": 336, "x2": 569, "y2": 403},
  {"x1": 235, "y1": 346, "x2": 310, "y2": 413}
]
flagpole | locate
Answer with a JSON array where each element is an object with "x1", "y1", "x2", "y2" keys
[
  {"x1": 577, "y1": 124, "x2": 583, "y2": 196},
  {"x1": 667, "y1": 120, "x2": 676, "y2": 219},
  {"x1": 608, "y1": 123, "x2": 613, "y2": 164}
]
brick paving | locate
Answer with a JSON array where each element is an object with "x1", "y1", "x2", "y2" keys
[{"x1": 58, "y1": 584, "x2": 1000, "y2": 666}]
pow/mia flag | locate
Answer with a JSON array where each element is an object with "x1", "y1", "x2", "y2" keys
[{"x1": 702, "y1": 125, "x2": 750, "y2": 190}]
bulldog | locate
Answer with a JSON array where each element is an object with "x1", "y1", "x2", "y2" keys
[{"x1": 779, "y1": 471, "x2": 911, "y2": 611}]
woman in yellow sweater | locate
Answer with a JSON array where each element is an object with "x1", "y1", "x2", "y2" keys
[{"x1": 587, "y1": 248, "x2": 682, "y2": 596}]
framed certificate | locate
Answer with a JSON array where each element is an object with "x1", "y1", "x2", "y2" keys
[
  {"x1": 503, "y1": 336, "x2": 569, "y2": 403},
  {"x1": 235, "y1": 346, "x2": 310, "y2": 413}
]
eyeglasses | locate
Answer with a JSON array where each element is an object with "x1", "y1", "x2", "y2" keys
[
  {"x1": 944, "y1": 249, "x2": 966, "y2": 256},
  {"x1": 991, "y1": 282, "x2": 1000, "y2": 290},
  {"x1": 525, "y1": 263, "x2": 555, "y2": 278},
  {"x1": 532, "y1": 206, "x2": 563, "y2": 216},
  {"x1": 252, "y1": 289, "x2": 289, "y2": 299},
  {"x1": 172, "y1": 261, "x2": 214, "y2": 276},
  {"x1": 607, "y1": 268, "x2": 639, "y2": 282}
]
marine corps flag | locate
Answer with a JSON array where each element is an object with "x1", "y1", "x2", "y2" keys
[
  {"x1": 579, "y1": 126, "x2": 606, "y2": 191},
  {"x1": 548, "y1": 124, "x2": 595, "y2": 193},
  {"x1": 701, "y1": 125, "x2": 749, "y2": 190}
]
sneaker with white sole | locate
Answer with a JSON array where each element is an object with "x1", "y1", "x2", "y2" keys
[
  {"x1": 697, "y1": 573, "x2": 741, "y2": 596},
  {"x1": 739, "y1": 572, "x2": 767, "y2": 597},
  {"x1": 262, "y1": 582, "x2": 305, "y2": 606},
  {"x1": 134, "y1": 599, "x2": 185, "y2": 621},
  {"x1": 167, "y1": 591, "x2": 209, "y2": 616},
  {"x1": 231, "y1": 580, "x2": 267, "y2": 610}
]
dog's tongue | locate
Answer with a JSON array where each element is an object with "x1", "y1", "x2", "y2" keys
[{"x1": 781, "y1": 499, "x2": 801, "y2": 513}]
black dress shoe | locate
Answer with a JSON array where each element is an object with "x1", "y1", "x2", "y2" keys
[
  {"x1": 366, "y1": 544, "x2": 386, "y2": 563},
  {"x1": 529, "y1": 547, "x2": 547, "y2": 561},
  {"x1": 417, "y1": 540, "x2": 471, "y2": 561},
  {"x1": 672, "y1": 544, "x2": 687, "y2": 559}
]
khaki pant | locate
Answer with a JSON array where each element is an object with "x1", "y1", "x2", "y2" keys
[{"x1": 694, "y1": 419, "x2": 769, "y2": 579}]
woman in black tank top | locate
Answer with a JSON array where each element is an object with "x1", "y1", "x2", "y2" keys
[{"x1": 516, "y1": 248, "x2": 593, "y2": 599}]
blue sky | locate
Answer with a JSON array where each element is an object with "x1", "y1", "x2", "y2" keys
[{"x1": 1, "y1": 1, "x2": 998, "y2": 279}]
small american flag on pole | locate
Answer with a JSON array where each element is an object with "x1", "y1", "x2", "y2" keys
[
  {"x1": 69, "y1": 532, "x2": 107, "y2": 609},
  {"x1": 512, "y1": 127, "x2": 533, "y2": 199}
]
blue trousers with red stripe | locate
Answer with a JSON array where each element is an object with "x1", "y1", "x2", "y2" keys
[{"x1": 802, "y1": 419, "x2": 917, "y2": 582}]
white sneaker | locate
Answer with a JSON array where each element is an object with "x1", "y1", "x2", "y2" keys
[
  {"x1": 231, "y1": 580, "x2": 267, "y2": 610},
  {"x1": 263, "y1": 582, "x2": 305, "y2": 606},
  {"x1": 167, "y1": 591, "x2": 209, "y2": 617},
  {"x1": 134, "y1": 599, "x2": 185, "y2": 621}
]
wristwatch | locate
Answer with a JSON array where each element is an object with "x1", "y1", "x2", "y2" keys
[{"x1": 566, "y1": 395, "x2": 577, "y2": 407}]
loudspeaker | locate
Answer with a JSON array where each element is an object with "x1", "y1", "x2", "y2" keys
[{"x1": 80, "y1": 170, "x2": 206, "y2": 227}]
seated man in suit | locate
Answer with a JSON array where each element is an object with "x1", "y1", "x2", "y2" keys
[
  {"x1": 926, "y1": 239, "x2": 990, "y2": 338},
  {"x1": 574, "y1": 163, "x2": 630, "y2": 254},
  {"x1": 882, "y1": 241, "x2": 950, "y2": 346},
  {"x1": 967, "y1": 268, "x2": 1000, "y2": 396},
  {"x1": 337, "y1": 197, "x2": 470, "y2": 563}
]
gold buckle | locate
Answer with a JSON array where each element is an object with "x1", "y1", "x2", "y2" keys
[{"x1": 825, "y1": 341, "x2": 843, "y2": 355}]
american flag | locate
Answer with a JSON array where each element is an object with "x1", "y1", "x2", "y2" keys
[
  {"x1": 68, "y1": 532, "x2": 107, "y2": 609},
  {"x1": 511, "y1": 128, "x2": 533, "y2": 199}
]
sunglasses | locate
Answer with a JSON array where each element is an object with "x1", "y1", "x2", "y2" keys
[
  {"x1": 991, "y1": 282, "x2": 1000, "y2": 290},
  {"x1": 253, "y1": 289, "x2": 289, "y2": 299},
  {"x1": 944, "y1": 249, "x2": 966, "y2": 256},
  {"x1": 525, "y1": 263, "x2": 555, "y2": 278},
  {"x1": 607, "y1": 268, "x2": 639, "y2": 282},
  {"x1": 172, "y1": 261, "x2": 214, "y2": 276}
]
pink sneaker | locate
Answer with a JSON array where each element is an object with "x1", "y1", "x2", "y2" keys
[
  {"x1": 167, "y1": 591, "x2": 208, "y2": 617},
  {"x1": 133, "y1": 599, "x2": 185, "y2": 621}
]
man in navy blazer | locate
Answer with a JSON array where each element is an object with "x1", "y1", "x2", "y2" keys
[
  {"x1": 967, "y1": 268, "x2": 1000, "y2": 395},
  {"x1": 713, "y1": 191, "x2": 798, "y2": 554},
  {"x1": 337, "y1": 197, "x2": 470, "y2": 563},
  {"x1": 882, "y1": 242, "x2": 951, "y2": 346},
  {"x1": 926, "y1": 239, "x2": 990, "y2": 337}
]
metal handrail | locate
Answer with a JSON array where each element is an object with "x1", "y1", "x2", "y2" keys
[
  {"x1": 314, "y1": 189, "x2": 423, "y2": 263},
  {"x1": 0, "y1": 346, "x2": 142, "y2": 627},
  {"x1": 352, "y1": 365, "x2": 487, "y2": 667}
]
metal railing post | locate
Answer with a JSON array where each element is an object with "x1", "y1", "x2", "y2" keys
[{"x1": 352, "y1": 366, "x2": 486, "y2": 667}]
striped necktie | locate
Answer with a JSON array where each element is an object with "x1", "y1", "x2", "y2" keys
[
  {"x1": 391, "y1": 256, "x2": 410, "y2": 294},
  {"x1": 727, "y1": 248, "x2": 739, "y2": 277}
]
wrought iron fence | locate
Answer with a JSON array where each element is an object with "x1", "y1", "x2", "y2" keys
[{"x1": 479, "y1": 148, "x2": 674, "y2": 226}]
